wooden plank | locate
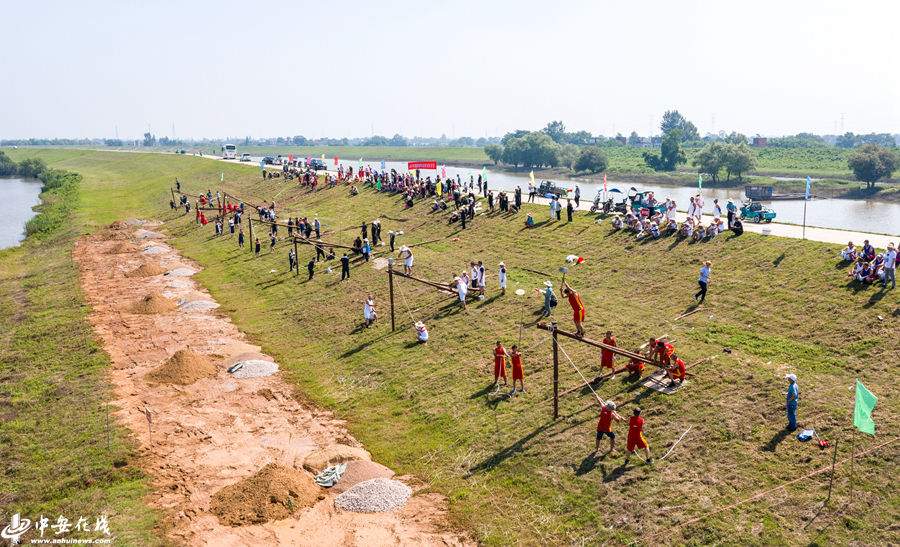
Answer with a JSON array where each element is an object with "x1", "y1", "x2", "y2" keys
[{"x1": 535, "y1": 323, "x2": 667, "y2": 368}]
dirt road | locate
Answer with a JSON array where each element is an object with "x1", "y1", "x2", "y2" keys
[{"x1": 74, "y1": 222, "x2": 470, "y2": 546}]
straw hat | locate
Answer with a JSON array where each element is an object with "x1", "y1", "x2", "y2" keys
[
  {"x1": 543, "y1": 280, "x2": 553, "y2": 287},
  {"x1": 415, "y1": 321, "x2": 424, "y2": 328},
  {"x1": 400, "y1": 245, "x2": 409, "y2": 251},
  {"x1": 498, "y1": 262, "x2": 505, "y2": 266},
  {"x1": 786, "y1": 374, "x2": 797, "y2": 382}
]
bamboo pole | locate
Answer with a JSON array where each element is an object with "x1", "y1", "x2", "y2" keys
[
  {"x1": 552, "y1": 323, "x2": 559, "y2": 420},
  {"x1": 248, "y1": 218, "x2": 254, "y2": 253},
  {"x1": 388, "y1": 263, "x2": 396, "y2": 332},
  {"x1": 293, "y1": 238, "x2": 299, "y2": 276},
  {"x1": 535, "y1": 323, "x2": 667, "y2": 368}
]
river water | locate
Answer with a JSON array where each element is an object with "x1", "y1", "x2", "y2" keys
[
  {"x1": 0, "y1": 176, "x2": 43, "y2": 250},
  {"x1": 245, "y1": 156, "x2": 899, "y2": 235}
]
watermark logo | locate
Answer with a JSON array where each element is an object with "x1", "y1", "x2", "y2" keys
[{"x1": 1, "y1": 513, "x2": 31, "y2": 545}]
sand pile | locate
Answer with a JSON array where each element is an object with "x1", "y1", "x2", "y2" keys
[
  {"x1": 106, "y1": 242, "x2": 137, "y2": 254},
  {"x1": 303, "y1": 444, "x2": 371, "y2": 474},
  {"x1": 210, "y1": 463, "x2": 323, "y2": 526},
  {"x1": 334, "y1": 478, "x2": 412, "y2": 513},
  {"x1": 146, "y1": 349, "x2": 217, "y2": 385},
  {"x1": 109, "y1": 220, "x2": 129, "y2": 230},
  {"x1": 125, "y1": 263, "x2": 167, "y2": 278},
  {"x1": 129, "y1": 292, "x2": 176, "y2": 314},
  {"x1": 330, "y1": 460, "x2": 395, "y2": 494}
]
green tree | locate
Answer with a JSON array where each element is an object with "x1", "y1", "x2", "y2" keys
[
  {"x1": 574, "y1": 147, "x2": 608, "y2": 173},
  {"x1": 542, "y1": 120, "x2": 567, "y2": 144},
  {"x1": 643, "y1": 129, "x2": 686, "y2": 171},
  {"x1": 0, "y1": 151, "x2": 17, "y2": 176},
  {"x1": 484, "y1": 144, "x2": 504, "y2": 165},
  {"x1": 848, "y1": 144, "x2": 899, "y2": 190},
  {"x1": 559, "y1": 144, "x2": 580, "y2": 169},
  {"x1": 502, "y1": 138, "x2": 527, "y2": 168},
  {"x1": 660, "y1": 110, "x2": 699, "y2": 142},
  {"x1": 627, "y1": 131, "x2": 642, "y2": 146},
  {"x1": 566, "y1": 130, "x2": 592, "y2": 145},
  {"x1": 692, "y1": 142, "x2": 727, "y2": 183},
  {"x1": 17, "y1": 157, "x2": 47, "y2": 178},
  {"x1": 724, "y1": 132, "x2": 748, "y2": 145},
  {"x1": 836, "y1": 132, "x2": 857, "y2": 148},
  {"x1": 769, "y1": 133, "x2": 827, "y2": 148},
  {"x1": 501, "y1": 130, "x2": 530, "y2": 146},
  {"x1": 722, "y1": 143, "x2": 757, "y2": 182},
  {"x1": 142, "y1": 132, "x2": 156, "y2": 147}
]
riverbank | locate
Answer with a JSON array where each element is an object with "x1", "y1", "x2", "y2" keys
[{"x1": 5, "y1": 149, "x2": 898, "y2": 545}]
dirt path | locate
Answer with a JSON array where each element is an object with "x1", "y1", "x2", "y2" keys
[{"x1": 74, "y1": 222, "x2": 471, "y2": 546}]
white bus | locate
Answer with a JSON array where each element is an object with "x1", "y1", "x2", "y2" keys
[{"x1": 222, "y1": 143, "x2": 237, "y2": 159}]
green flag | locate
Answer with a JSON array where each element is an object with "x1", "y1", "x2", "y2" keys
[
  {"x1": 358, "y1": 157, "x2": 363, "y2": 169},
  {"x1": 853, "y1": 380, "x2": 878, "y2": 434},
  {"x1": 482, "y1": 167, "x2": 487, "y2": 182},
  {"x1": 698, "y1": 173, "x2": 702, "y2": 195},
  {"x1": 220, "y1": 172, "x2": 224, "y2": 182}
]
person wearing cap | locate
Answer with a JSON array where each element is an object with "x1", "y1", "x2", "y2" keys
[
  {"x1": 388, "y1": 230, "x2": 396, "y2": 252},
  {"x1": 415, "y1": 321, "x2": 429, "y2": 344},
  {"x1": 595, "y1": 400, "x2": 626, "y2": 453},
  {"x1": 498, "y1": 262, "x2": 507, "y2": 295},
  {"x1": 361, "y1": 238, "x2": 371, "y2": 262},
  {"x1": 477, "y1": 261, "x2": 486, "y2": 298},
  {"x1": 883, "y1": 242, "x2": 896, "y2": 289},
  {"x1": 363, "y1": 294, "x2": 376, "y2": 328},
  {"x1": 624, "y1": 407, "x2": 653, "y2": 465},
  {"x1": 524, "y1": 212, "x2": 535, "y2": 228},
  {"x1": 726, "y1": 199, "x2": 737, "y2": 228},
  {"x1": 399, "y1": 246, "x2": 414, "y2": 275},
  {"x1": 785, "y1": 374, "x2": 799, "y2": 431},
  {"x1": 538, "y1": 281, "x2": 556, "y2": 317},
  {"x1": 454, "y1": 275, "x2": 468, "y2": 310}
]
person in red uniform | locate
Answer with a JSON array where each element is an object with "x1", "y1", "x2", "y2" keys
[
  {"x1": 625, "y1": 407, "x2": 653, "y2": 465},
  {"x1": 562, "y1": 280, "x2": 585, "y2": 336},
  {"x1": 650, "y1": 339, "x2": 673, "y2": 368},
  {"x1": 666, "y1": 352, "x2": 686, "y2": 386},
  {"x1": 594, "y1": 401, "x2": 626, "y2": 453},
  {"x1": 492, "y1": 341, "x2": 508, "y2": 388},
  {"x1": 597, "y1": 331, "x2": 617, "y2": 381},
  {"x1": 510, "y1": 345, "x2": 525, "y2": 395},
  {"x1": 626, "y1": 349, "x2": 645, "y2": 378}
]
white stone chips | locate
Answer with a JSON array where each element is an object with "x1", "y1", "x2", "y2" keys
[
  {"x1": 334, "y1": 478, "x2": 412, "y2": 513},
  {"x1": 229, "y1": 359, "x2": 279, "y2": 379}
]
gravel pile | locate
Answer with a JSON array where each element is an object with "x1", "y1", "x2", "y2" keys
[
  {"x1": 143, "y1": 245, "x2": 168, "y2": 255},
  {"x1": 179, "y1": 300, "x2": 220, "y2": 312},
  {"x1": 334, "y1": 478, "x2": 412, "y2": 513},
  {"x1": 230, "y1": 359, "x2": 279, "y2": 379},
  {"x1": 165, "y1": 267, "x2": 196, "y2": 276}
]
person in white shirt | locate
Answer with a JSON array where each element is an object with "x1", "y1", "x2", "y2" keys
[
  {"x1": 883, "y1": 243, "x2": 897, "y2": 289},
  {"x1": 841, "y1": 241, "x2": 857, "y2": 261},
  {"x1": 470, "y1": 262, "x2": 479, "y2": 290},
  {"x1": 713, "y1": 199, "x2": 722, "y2": 219},
  {"x1": 454, "y1": 276, "x2": 468, "y2": 309},
  {"x1": 498, "y1": 262, "x2": 507, "y2": 295},
  {"x1": 477, "y1": 261, "x2": 486, "y2": 298},
  {"x1": 694, "y1": 261, "x2": 711, "y2": 303},
  {"x1": 363, "y1": 295, "x2": 377, "y2": 328}
]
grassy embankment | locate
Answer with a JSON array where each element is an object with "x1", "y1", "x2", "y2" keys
[
  {"x1": 8, "y1": 149, "x2": 900, "y2": 545},
  {"x1": 0, "y1": 153, "x2": 162, "y2": 544}
]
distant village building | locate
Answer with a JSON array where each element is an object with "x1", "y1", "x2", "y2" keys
[
  {"x1": 751, "y1": 136, "x2": 768, "y2": 148},
  {"x1": 650, "y1": 136, "x2": 662, "y2": 147}
]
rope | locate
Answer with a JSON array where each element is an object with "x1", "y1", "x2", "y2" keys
[
  {"x1": 660, "y1": 425, "x2": 692, "y2": 460},
  {"x1": 626, "y1": 435, "x2": 900, "y2": 545},
  {"x1": 393, "y1": 273, "x2": 418, "y2": 324},
  {"x1": 554, "y1": 336, "x2": 603, "y2": 406}
]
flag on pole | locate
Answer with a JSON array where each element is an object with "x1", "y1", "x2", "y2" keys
[
  {"x1": 220, "y1": 172, "x2": 224, "y2": 182},
  {"x1": 603, "y1": 173, "x2": 607, "y2": 192},
  {"x1": 358, "y1": 157, "x2": 363, "y2": 169},
  {"x1": 382, "y1": 159, "x2": 386, "y2": 170},
  {"x1": 481, "y1": 167, "x2": 487, "y2": 182},
  {"x1": 853, "y1": 380, "x2": 878, "y2": 434},
  {"x1": 441, "y1": 165, "x2": 446, "y2": 178},
  {"x1": 805, "y1": 175, "x2": 812, "y2": 200},
  {"x1": 529, "y1": 170, "x2": 535, "y2": 185},
  {"x1": 260, "y1": 160, "x2": 265, "y2": 170},
  {"x1": 306, "y1": 156, "x2": 311, "y2": 165},
  {"x1": 321, "y1": 154, "x2": 325, "y2": 162},
  {"x1": 334, "y1": 156, "x2": 338, "y2": 166},
  {"x1": 698, "y1": 174, "x2": 703, "y2": 195},
  {"x1": 289, "y1": 154, "x2": 293, "y2": 163}
]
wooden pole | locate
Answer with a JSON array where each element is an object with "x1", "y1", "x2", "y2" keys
[
  {"x1": 293, "y1": 238, "x2": 299, "y2": 276},
  {"x1": 170, "y1": 187, "x2": 176, "y2": 205},
  {"x1": 389, "y1": 263, "x2": 396, "y2": 332},
  {"x1": 849, "y1": 432, "x2": 855, "y2": 505},
  {"x1": 248, "y1": 218, "x2": 254, "y2": 253},
  {"x1": 802, "y1": 198, "x2": 808, "y2": 240},
  {"x1": 825, "y1": 438, "x2": 838, "y2": 505},
  {"x1": 552, "y1": 322, "x2": 559, "y2": 420}
]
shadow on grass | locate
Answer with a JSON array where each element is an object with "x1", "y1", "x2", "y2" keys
[
  {"x1": 772, "y1": 252, "x2": 786, "y2": 267},
  {"x1": 762, "y1": 427, "x2": 792, "y2": 452},
  {"x1": 862, "y1": 288, "x2": 887, "y2": 309},
  {"x1": 466, "y1": 423, "x2": 553, "y2": 477}
]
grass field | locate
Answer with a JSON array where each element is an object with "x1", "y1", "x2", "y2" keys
[
  {"x1": 0, "y1": 158, "x2": 162, "y2": 544},
  {"x1": 5, "y1": 149, "x2": 899, "y2": 545}
]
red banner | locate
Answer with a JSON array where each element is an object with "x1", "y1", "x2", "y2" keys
[
  {"x1": 408, "y1": 161, "x2": 437, "y2": 170},
  {"x1": 334, "y1": 156, "x2": 339, "y2": 166}
]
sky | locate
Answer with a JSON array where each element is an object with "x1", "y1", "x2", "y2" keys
[{"x1": 1, "y1": 0, "x2": 898, "y2": 140}]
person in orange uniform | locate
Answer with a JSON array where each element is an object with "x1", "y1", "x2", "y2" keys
[
  {"x1": 625, "y1": 407, "x2": 653, "y2": 465},
  {"x1": 594, "y1": 400, "x2": 626, "y2": 453},
  {"x1": 666, "y1": 352, "x2": 686, "y2": 386},
  {"x1": 510, "y1": 345, "x2": 525, "y2": 395},
  {"x1": 597, "y1": 331, "x2": 617, "y2": 381},
  {"x1": 626, "y1": 350, "x2": 645, "y2": 378},
  {"x1": 650, "y1": 339, "x2": 674, "y2": 368},
  {"x1": 562, "y1": 280, "x2": 585, "y2": 336},
  {"x1": 492, "y1": 341, "x2": 508, "y2": 388}
]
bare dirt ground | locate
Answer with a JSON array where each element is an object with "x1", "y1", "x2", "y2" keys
[{"x1": 74, "y1": 223, "x2": 471, "y2": 546}]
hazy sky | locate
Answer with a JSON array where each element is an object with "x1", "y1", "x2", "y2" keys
[{"x1": 2, "y1": 0, "x2": 898, "y2": 140}]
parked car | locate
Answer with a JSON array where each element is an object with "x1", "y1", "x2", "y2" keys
[
  {"x1": 538, "y1": 180, "x2": 568, "y2": 198},
  {"x1": 262, "y1": 156, "x2": 276, "y2": 165},
  {"x1": 740, "y1": 200, "x2": 776, "y2": 223},
  {"x1": 628, "y1": 190, "x2": 665, "y2": 216},
  {"x1": 308, "y1": 158, "x2": 326, "y2": 170},
  {"x1": 239, "y1": 153, "x2": 252, "y2": 162}
]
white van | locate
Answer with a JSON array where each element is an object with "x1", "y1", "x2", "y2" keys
[{"x1": 222, "y1": 144, "x2": 237, "y2": 159}]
